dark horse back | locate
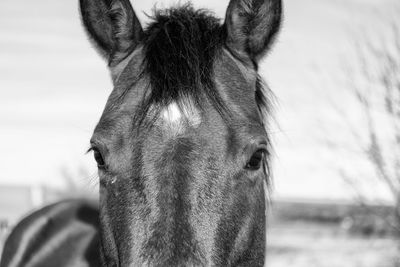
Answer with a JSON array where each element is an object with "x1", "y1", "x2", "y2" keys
[{"x1": 0, "y1": 199, "x2": 99, "y2": 267}]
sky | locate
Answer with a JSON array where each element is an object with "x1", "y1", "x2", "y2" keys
[{"x1": 0, "y1": 0, "x2": 397, "y2": 203}]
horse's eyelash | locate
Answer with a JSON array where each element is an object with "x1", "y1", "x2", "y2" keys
[{"x1": 86, "y1": 147, "x2": 94, "y2": 154}]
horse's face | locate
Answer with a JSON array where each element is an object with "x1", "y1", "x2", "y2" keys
[{"x1": 80, "y1": 0, "x2": 281, "y2": 266}]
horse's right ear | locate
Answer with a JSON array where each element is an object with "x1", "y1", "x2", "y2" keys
[{"x1": 79, "y1": 0, "x2": 143, "y2": 65}]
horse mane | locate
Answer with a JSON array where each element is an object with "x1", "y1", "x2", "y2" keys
[{"x1": 256, "y1": 75, "x2": 274, "y2": 187}]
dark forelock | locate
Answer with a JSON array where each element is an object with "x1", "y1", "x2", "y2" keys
[{"x1": 135, "y1": 4, "x2": 227, "y2": 125}]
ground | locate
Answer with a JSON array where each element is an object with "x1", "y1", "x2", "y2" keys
[{"x1": 267, "y1": 222, "x2": 399, "y2": 267}]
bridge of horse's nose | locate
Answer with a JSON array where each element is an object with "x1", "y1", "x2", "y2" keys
[
  {"x1": 139, "y1": 137, "x2": 207, "y2": 265},
  {"x1": 157, "y1": 137, "x2": 196, "y2": 198}
]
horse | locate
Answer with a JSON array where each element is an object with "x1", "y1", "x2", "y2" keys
[{"x1": 0, "y1": 0, "x2": 282, "y2": 266}]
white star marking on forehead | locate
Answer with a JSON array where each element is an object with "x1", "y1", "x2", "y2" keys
[
  {"x1": 162, "y1": 102, "x2": 182, "y2": 123},
  {"x1": 159, "y1": 101, "x2": 201, "y2": 135}
]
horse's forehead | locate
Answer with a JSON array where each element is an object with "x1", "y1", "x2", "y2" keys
[
  {"x1": 101, "y1": 51, "x2": 146, "y2": 117},
  {"x1": 219, "y1": 49, "x2": 257, "y2": 83},
  {"x1": 99, "y1": 46, "x2": 260, "y2": 136},
  {"x1": 111, "y1": 47, "x2": 145, "y2": 86},
  {"x1": 215, "y1": 50, "x2": 260, "y2": 120}
]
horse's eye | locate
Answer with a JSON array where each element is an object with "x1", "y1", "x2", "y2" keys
[
  {"x1": 245, "y1": 149, "x2": 265, "y2": 170},
  {"x1": 93, "y1": 149, "x2": 105, "y2": 168}
]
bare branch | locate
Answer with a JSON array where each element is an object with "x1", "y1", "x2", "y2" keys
[{"x1": 336, "y1": 5, "x2": 400, "y2": 236}]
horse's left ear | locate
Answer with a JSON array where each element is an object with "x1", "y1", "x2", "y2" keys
[
  {"x1": 224, "y1": 0, "x2": 282, "y2": 64},
  {"x1": 80, "y1": 0, "x2": 143, "y2": 65}
]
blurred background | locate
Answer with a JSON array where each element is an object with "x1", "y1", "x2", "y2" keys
[{"x1": 0, "y1": 0, "x2": 399, "y2": 266}]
